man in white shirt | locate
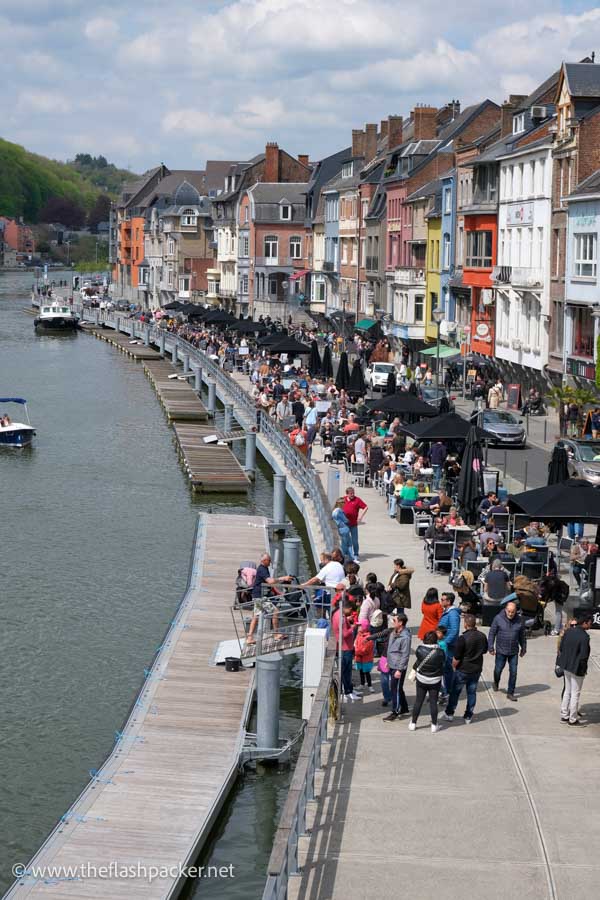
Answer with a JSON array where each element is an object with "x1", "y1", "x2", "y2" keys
[
  {"x1": 353, "y1": 432, "x2": 367, "y2": 465},
  {"x1": 301, "y1": 551, "x2": 345, "y2": 589},
  {"x1": 275, "y1": 394, "x2": 293, "y2": 423}
]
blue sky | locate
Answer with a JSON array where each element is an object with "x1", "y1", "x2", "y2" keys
[{"x1": 2, "y1": 0, "x2": 599, "y2": 174}]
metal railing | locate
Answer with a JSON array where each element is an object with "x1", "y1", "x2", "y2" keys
[
  {"x1": 262, "y1": 648, "x2": 337, "y2": 900},
  {"x1": 79, "y1": 306, "x2": 336, "y2": 553}
]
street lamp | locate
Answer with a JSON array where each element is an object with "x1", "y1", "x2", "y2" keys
[
  {"x1": 432, "y1": 306, "x2": 444, "y2": 394},
  {"x1": 282, "y1": 280, "x2": 289, "y2": 327}
]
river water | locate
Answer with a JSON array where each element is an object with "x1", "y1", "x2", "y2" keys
[{"x1": 0, "y1": 272, "x2": 308, "y2": 897}]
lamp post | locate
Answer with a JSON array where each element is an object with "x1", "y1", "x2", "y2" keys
[
  {"x1": 282, "y1": 279, "x2": 289, "y2": 328},
  {"x1": 432, "y1": 306, "x2": 444, "y2": 394}
]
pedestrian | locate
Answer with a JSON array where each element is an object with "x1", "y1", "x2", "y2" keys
[
  {"x1": 383, "y1": 614, "x2": 411, "y2": 721},
  {"x1": 483, "y1": 558, "x2": 512, "y2": 602},
  {"x1": 332, "y1": 499, "x2": 355, "y2": 562},
  {"x1": 332, "y1": 600, "x2": 360, "y2": 701},
  {"x1": 556, "y1": 612, "x2": 593, "y2": 725},
  {"x1": 354, "y1": 620, "x2": 375, "y2": 693},
  {"x1": 387, "y1": 558, "x2": 414, "y2": 615},
  {"x1": 442, "y1": 614, "x2": 488, "y2": 723},
  {"x1": 418, "y1": 587, "x2": 442, "y2": 640},
  {"x1": 408, "y1": 631, "x2": 446, "y2": 733},
  {"x1": 438, "y1": 592, "x2": 461, "y2": 701},
  {"x1": 488, "y1": 600, "x2": 527, "y2": 700},
  {"x1": 487, "y1": 381, "x2": 502, "y2": 409},
  {"x1": 538, "y1": 574, "x2": 569, "y2": 635},
  {"x1": 430, "y1": 440, "x2": 447, "y2": 490},
  {"x1": 342, "y1": 486, "x2": 368, "y2": 561}
]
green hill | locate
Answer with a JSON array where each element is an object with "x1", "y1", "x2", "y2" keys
[{"x1": 0, "y1": 138, "x2": 135, "y2": 223}]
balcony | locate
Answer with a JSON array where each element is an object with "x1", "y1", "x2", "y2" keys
[
  {"x1": 491, "y1": 266, "x2": 543, "y2": 289},
  {"x1": 255, "y1": 256, "x2": 292, "y2": 268},
  {"x1": 323, "y1": 260, "x2": 338, "y2": 273},
  {"x1": 386, "y1": 266, "x2": 426, "y2": 286},
  {"x1": 492, "y1": 265, "x2": 511, "y2": 284},
  {"x1": 567, "y1": 357, "x2": 595, "y2": 380}
]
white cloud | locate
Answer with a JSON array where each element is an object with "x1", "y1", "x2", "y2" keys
[
  {"x1": 17, "y1": 89, "x2": 72, "y2": 115},
  {"x1": 84, "y1": 16, "x2": 120, "y2": 42}
]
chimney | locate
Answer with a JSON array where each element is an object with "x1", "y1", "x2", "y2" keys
[
  {"x1": 388, "y1": 115, "x2": 403, "y2": 149},
  {"x1": 413, "y1": 105, "x2": 438, "y2": 140},
  {"x1": 298, "y1": 154, "x2": 309, "y2": 167},
  {"x1": 380, "y1": 119, "x2": 389, "y2": 140},
  {"x1": 500, "y1": 95, "x2": 527, "y2": 138},
  {"x1": 436, "y1": 99, "x2": 461, "y2": 129},
  {"x1": 264, "y1": 142, "x2": 279, "y2": 182},
  {"x1": 352, "y1": 128, "x2": 366, "y2": 157},
  {"x1": 364, "y1": 123, "x2": 378, "y2": 163}
]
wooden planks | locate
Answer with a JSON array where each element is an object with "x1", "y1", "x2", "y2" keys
[
  {"x1": 143, "y1": 361, "x2": 208, "y2": 422},
  {"x1": 83, "y1": 326, "x2": 161, "y2": 360},
  {"x1": 5, "y1": 514, "x2": 269, "y2": 900},
  {"x1": 172, "y1": 423, "x2": 249, "y2": 493}
]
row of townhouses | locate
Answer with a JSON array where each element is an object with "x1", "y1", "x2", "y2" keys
[{"x1": 111, "y1": 56, "x2": 600, "y2": 387}]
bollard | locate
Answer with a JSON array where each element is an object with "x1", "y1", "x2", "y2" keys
[
  {"x1": 194, "y1": 367, "x2": 202, "y2": 393},
  {"x1": 224, "y1": 403, "x2": 234, "y2": 433},
  {"x1": 273, "y1": 474, "x2": 286, "y2": 527},
  {"x1": 256, "y1": 655, "x2": 281, "y2": 753},
  {"x1": 245, "y1": 431, "x2": 256, "y2": 477},
  {"x1": 207, "y1": 381, "x2": 216, "y2": 416},
  {"x1": 524, "y1": 459, "x2": 528, "y2": 491},
  {"x1": 503, "y1": 450, "x2": 508, "y2": 481},
  {"x1": 327, "y1": 466, "x2": 342, "y2": 508},
  {"x1": 144, "y1": 326, "x2": 150, "y2": 347},
  {"x1": 159, "y1": 332, "x2": 166, "y2": 357},
  {"x1": 183, "y1": 352, "x2": 190, "y2": 375},
  {"x1": 526, "y1": 414, "x2": 530, "y2": 436},
  {"x1": 544, "y1": 419, "x2": 548, "y2": 444},
  {"x1": 283, "y1": 537, "x2": 301, "y2": 578},
  {"x1": 172, "y1": 341, "x2": 178, "y2": 365}
]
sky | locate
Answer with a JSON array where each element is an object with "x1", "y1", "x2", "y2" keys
[{"x1": 2, "y1": 0, "x2": 600, "y2": 174}]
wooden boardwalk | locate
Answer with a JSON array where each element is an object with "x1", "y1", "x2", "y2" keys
[
  {"x1": 6, "y1": 513, "x2": 269, "y2": 899},
  {"x1": 143, "y1": 360, "x2": 208, "y2": 422},
  {"x1": 173, "y1": 423, "x2": 249, "y2": 493},
  {"x1": 83, "y1": 325, "x2": 160, "y2": 360}
]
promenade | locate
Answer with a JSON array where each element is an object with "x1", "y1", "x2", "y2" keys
[{"x1": 291, "y1": 449, "x2": 600, "y2": 900}]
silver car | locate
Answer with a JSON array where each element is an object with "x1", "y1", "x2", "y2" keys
[
  {"x1": 557, "y1": 439, "x2": 600, "y2": 485},
  {"x1": 481, "y1": 410, "x2": 526, "y2": 447}
]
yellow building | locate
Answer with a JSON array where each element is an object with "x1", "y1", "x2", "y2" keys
[{"x1": 425, "y1": 208, "x2": 441, "y2": 342}]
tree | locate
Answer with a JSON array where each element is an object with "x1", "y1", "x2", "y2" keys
[
  {"x1": 38, "y1": 196, "x2": 86, "y2": 228},
  {"x1": 87, "y1": 194, "x2": 111, "y2": 232}
]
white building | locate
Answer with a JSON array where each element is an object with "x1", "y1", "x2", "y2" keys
[{"x1": 494, "y1": 139, "x2": 553, "y2": 373}]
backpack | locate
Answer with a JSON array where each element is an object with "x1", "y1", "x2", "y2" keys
[{"x1": 370, "y1": 609, "x2": 384, "y2": 628}]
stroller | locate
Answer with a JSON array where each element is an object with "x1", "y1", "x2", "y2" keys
[
  {"x1": 513, "y1": 575, "x2": 548, "y2": 633},
  {"x1": 331, "y1": 434, "x2": 347, "y2": 463}
]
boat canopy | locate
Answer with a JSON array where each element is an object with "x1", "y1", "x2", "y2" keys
[{"x1": 0, "y1": 398, "x2": 27, "y2": 404}]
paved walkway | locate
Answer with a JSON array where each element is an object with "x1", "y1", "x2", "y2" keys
[{"x1": 293, "y1": 450, "x2": 600, "y2": 900}]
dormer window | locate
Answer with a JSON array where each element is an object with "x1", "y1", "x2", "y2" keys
[
  {"x1": 280, "y1": 203, "x2": 292, "y2": 221},
  {"x1": 181, "y1": 208, "x2": 197, "y2": 226},
  {"x1": 513, "y1": 113, "x2": 525, "y2": 134},
  {"x1": 342, "y1": 162, "x2": 354, "y2": 178}
]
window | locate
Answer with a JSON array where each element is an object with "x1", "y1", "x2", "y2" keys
[
  {"x1": 181, "y1": 209, "x2": 197, "y2": 226},
  {"x1": 574, "y1": 233, "x2": 597, "y2": 278},
  {"x1": 244, "y1": 206, "x2": 249, "y2": 223},
  {"x1": 465, "y1": 230, "x2": 493, "y2": 267},
  {"x1": 179, "y1": 276, "x2": 190, "y2": 293},
  {"x1": 242, "y1": 274, "x2": 249, "y2": 294},
  {"x1": 342, "y1": 161, "x2": 354, "y2": 178},
  {"x1": 325, "y1": 197, "x2": 338, "y2": 222},
  {"x1": 513, "y1": 113, "x2": 525, "y2": 134},
  {"x1": 264, "y1": 235, "x2": 278, "y2": 259},
  {"x1": 414, "y1": 295, "x2": 424, "y2": 322},
  {"x1": 553, "y1": 228, "x2": 560, "y2": 277},
  {"x1": 535, "y1": 227, "x2": 543, "y2": 268},
  {"x1": 573, "y1": 305, "x2": 594, "y2": 357},
  {"x1": 444, "y1": 188, "x2": 452, "y2": 214},
  {"x1": 457, "y1": 226, "x2": 464, "y2": 266},
  {"x1": 280, "y1": 204, "x2": 291, "y2": 221},
  {"x1": 241, "y1": 234, "x2": 249, "y2": 257},
  {"x1": 316, "y1": 281, "x2": 326, "y2": 303},
  {"x1": 290, "y1": 236, "x2": 302, "y2": 259},
  {"x1": 362, "y1": 199, "x2": 369, "y2": 221},
  {"x1": 442, "y1": 233, "x2": 451, "y2": 270},
  {"x1": 167, "y1": 238, "x2": 175, "y2": 256}
]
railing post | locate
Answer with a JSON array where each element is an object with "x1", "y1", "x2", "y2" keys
[
  {"x1": 207, "y1": 381, "x2": 217, "y2": 417},
  {"x1": 194, "y1": 365, "x2": 202, "y2": 393},
  {"x1": 245, "y1": 431, "x2": 256, "y2": 478},
  {"x1": 131, "y1": 320, "x2": 136, "y2": 340},
  {"x1": 144, "y1": 325, "x2": 150, "y2": 347},
  {"x1": 183, "y1": 352, "x2": 190, "y2": 375},
  {"x1": 273, "y1": 474, "x2": 286, "y2": 528},
  {"x1": 94, "y1": 309, "x2": 99, "y2": 326},
  {"x1": 224, "y1": 402, "x2": 234, "y2": 433},
  {"x1": 172, "y1": 340, "x2": 179, "y2": 365},
  {"x1": 159, "y1": 331, "x2": 166, "y2": 357},
  {"x1": 283, "y1": 537, "x2": 301, "y2": 577}
]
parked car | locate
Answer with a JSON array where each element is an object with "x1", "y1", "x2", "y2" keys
[
  {"x1": 364, "y1": 362, "x2": 398, "y2": 392},
  {"x1": 556, "y1": 438, "x2": 600, "y2": 485},
  {"x1": 480, "y1": 410, "x2": 526, "y2": 447},
  {"x1": 419, "y1": 386, "x2": 456, "y2": 413}
]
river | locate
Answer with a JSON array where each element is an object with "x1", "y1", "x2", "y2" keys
[{"x1": 0, "y1": 271, "x2": 308, "y2": 897}]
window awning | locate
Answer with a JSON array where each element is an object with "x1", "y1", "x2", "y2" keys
[
  {"x1": 419, "y1": 344, "x2": 462, "y2": 358},
  {"x1": 289, "y1": 269, "x2": 310, "y2": 281},
  {"x1": 355, "y1": 318, "x2": 378, "y2": 331}
]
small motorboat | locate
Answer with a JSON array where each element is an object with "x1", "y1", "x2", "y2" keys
[
  {"x1": 0, "y1": 398, "x2": 36, "y2": 447},
  {"x1": 34, "y1": 299, "x2": 79, "y2": 332}
]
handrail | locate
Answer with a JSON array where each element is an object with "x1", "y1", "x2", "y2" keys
[{"x1": 262, "y1": 648, "x2": 336, "y2": 900}]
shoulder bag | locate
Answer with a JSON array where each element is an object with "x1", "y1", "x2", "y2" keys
[{"x1": 408, "y1": 647, "x2": 439, "y2": 682}]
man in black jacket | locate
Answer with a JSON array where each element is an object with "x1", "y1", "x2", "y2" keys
[
  {"x1": 558, "y1": 613, "x2": 593, "y2": 725},
  {"x1": 442, "y1": 614, "x2": 488, "y2": 723},
  {"x1": 488, "y1": 601, "x2": 527, "y2": 700}
]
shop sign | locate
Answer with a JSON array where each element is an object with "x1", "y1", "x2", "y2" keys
[
  {"x1": 507, "y1": 202, "x2": 534, "y2": 226},
  {"x1": 475, "y1": 323, "x2": 491, "y2": 341}
]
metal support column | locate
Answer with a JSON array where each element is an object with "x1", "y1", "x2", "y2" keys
[
  {"x1": 183, "y1": 352, "x2": 190, "y2": 375},
  {"x1": 207, "y1": 381, "x2": 216, "y2": 417},
  {"x1": 273, "y1": 474, "x2": 286, "y2": 528},
  {"x1": 144, "y1": 326, "x2": 150, "y2": 347},
  {"x1": 283, "y1": 537, "x2": 301, "y2": 577},
  {"x1": 256, "y1": 655, "x2": 281, "y2": 754},
  {"x1": 131, "y1": 320, "x2": 136, "y2": 339},
  {"x1": 94, "y1": 309, "x2": 99, "y2": 326},
  {"x1": 224, "y1": 403, "x2": 234, "y2": 433},
  {"x1": 245, "y1": 431, "x2": 256, "y2": 478},
  {"x1": 194, "y1": 365, "x2": 203, "y2": 393},
  {"x1": 172, "y1": 340, "x2": 179, "y2": 365},
  {"x1": 159, "y1": 332, "x2": 165, "y2": 357}
]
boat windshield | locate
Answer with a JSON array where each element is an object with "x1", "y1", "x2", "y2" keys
[
  {"x1": 60, "y1": 307, "x2": 69, "y2": 313},
  {"x1": 42, "y1": 307, "x2": 50, "y2": 313}
]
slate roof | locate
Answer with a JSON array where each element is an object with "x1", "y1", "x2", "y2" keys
[
  {"x1": 321, "y1": 159, "x2": 364, "y2": 193},
  {"x1": 563, "y1": 62, "x2": 600, "y2": 98},
  {"x1": 249, "y1": 182, "x2": 307, "y2": 223},
  {"x1": 406, "y1": 177, "x2": 443, "y2": 204},
  {"x1": 517, "y1": 70, "x2": 560, "y2": 110},
  {"x1": 568, "y1": 168, "x2": 600, "y2": 198},
  {"x1": 205, "y1": 160, "x2": 239, "y2": 193}
]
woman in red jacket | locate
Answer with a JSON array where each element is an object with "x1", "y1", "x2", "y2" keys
[{"x1": 418, "y1": 587, "x2": 442, "y2": 640}]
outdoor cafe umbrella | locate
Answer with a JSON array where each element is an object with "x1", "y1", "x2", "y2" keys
[
  {"x1": 386, "y1": 371, "x2": 397, "y2": 395},
  {"x1": 508, "y1": 479, "x2": 600, "y2": 523},
  {"x1": 228, "y1": 319, "x2": 268, "y2": 334},
  {"x1": 456, "y1": 424, "x2": 485, "y2": 525},
  {"x1": 366, "y1": 392, "x2": 437, "y2": 418},
  {"x1": 309, "y1": 340, "x2": 322, "y2": 376},
  {"x1": 258, "y1": 331, "x2": 287, "y2": 346},
  {"x1": 203, "y1": 310, "x2": 237, "y2": 325},
  {"x1": 322, "y1": 344, "x2": 334, "y2": 379},
  {"x1": 348, "y1": 359, "x2": 366, "y2": 398},
  {"x1": 400, "y1": 411, "x2": 494, "y2": 442},
  {"x1": 335, "y1": 351, "x2": 351, "y2": 390},
  {"x1": 547, "y1": 444, "x2": 570, "y2": 485},
  {"x1": 163, "y1": 301, "x2": 185, "y2": 311},
  {"x1": 267, "y1": 337, "x2": 312, "y2": 355}
]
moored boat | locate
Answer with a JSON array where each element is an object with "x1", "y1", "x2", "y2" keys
[
  {"x1": 0, "y1": 398, "x2": 35, "y2": 447},
  {"x1": 34, "y1": 299, "x2": 79, "y2": 331}
]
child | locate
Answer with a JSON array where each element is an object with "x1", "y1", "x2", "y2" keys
[
  {"x1": 436, "y1": 624, "x2": 448, "y2": 656},
  {"x1": 354, "y1": 619, "x2": 375, "y2": 692}
]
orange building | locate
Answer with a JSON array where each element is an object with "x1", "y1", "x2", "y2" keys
[{"x1": 462, "y1": 214, "x2": 498, "y2": 357}]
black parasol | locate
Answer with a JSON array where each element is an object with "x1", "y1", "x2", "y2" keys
[
  {"x1": 228, "y1": 319, "x2": 268, "y2": 334},
  {"x1": 386, "y1": 371, "x2": 397, "y2": 395},
  {"x1": 267, "y1": 337, "x2": 312, "y2": 355},
  {"x1": 365, "y1": 392, "x2": 437, "y2": 418},
  {"x1": 508, "y1": 479, "x2": 600, "y2": 523},
  {"x1": 322, "y1": 344, "x2": 334, "y2": 379},
  {"x1": 456, "y1": 425, "x2": 485, "y2": 524},
  {"x1": 335, "y1": 351, "x2": 351, "y2": 390},
  {"x1": 547, "y1": 445, "x2": 570, "y2": 485},
  {"x1": 309, "y1": 340, "x2": 322, "y2": 376},
  {"x1": 348, "y1": 359, "x2": 366, "y2": 398},
  {"x1": 401, "y1": 411, "x2": 494, "y2": 442}
]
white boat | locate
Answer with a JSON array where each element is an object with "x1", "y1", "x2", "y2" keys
[
  {"x1": 34, "y1": 299, "x2": 79, "y2": 332},
  {"x1": 0, "y1": 398, "x2": 35, "y2": 447}
]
